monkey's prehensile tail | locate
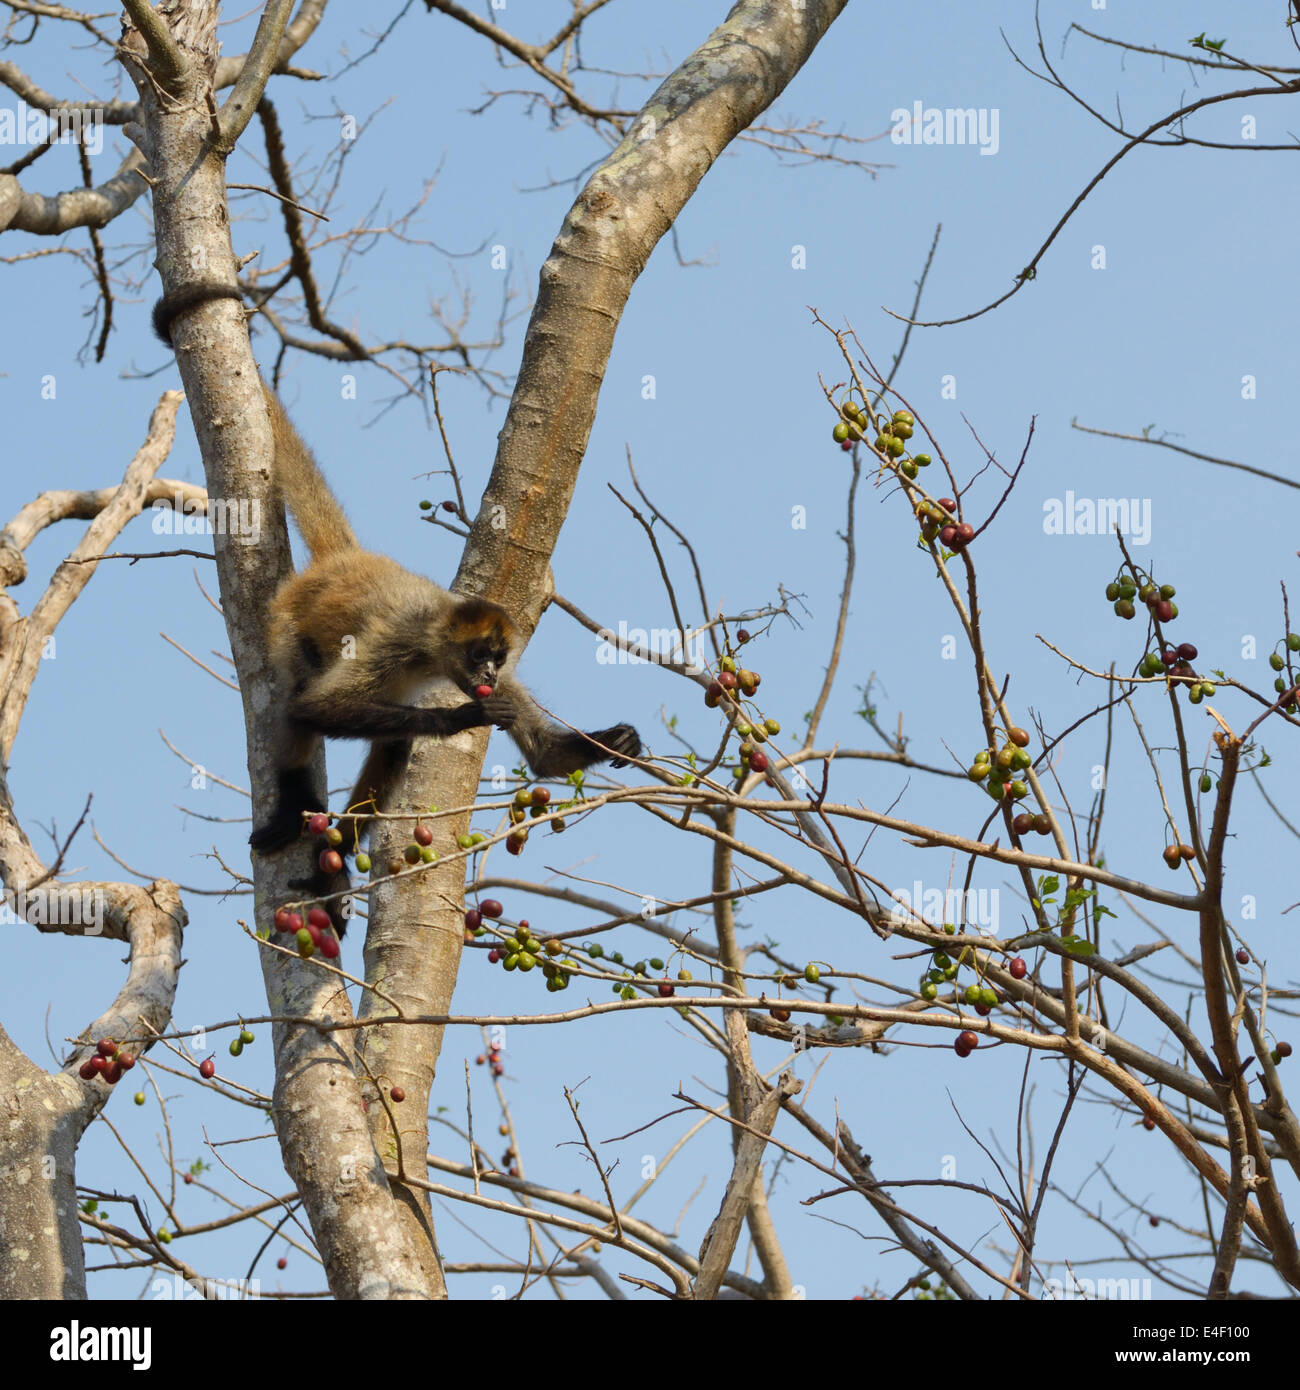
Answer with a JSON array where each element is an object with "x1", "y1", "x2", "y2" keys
[
  {"x1": 153, "y1": 284, "x2": 358, "y2": 560},
  {"x1": 262, "y1": 386, "x2": 358, "y2": 560}
]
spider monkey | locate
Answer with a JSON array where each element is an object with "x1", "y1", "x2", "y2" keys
[{"x1": 154, "y1": 285, "x2": 641, "y2": 931}]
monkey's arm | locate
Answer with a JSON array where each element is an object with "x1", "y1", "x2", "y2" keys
[
  {"x1": 487, "y1": 674, "x2": 641, "y2": 779},
  {"x1": 289, "y1": 694, "x2": 494, "y2": 742},
  {"x1": 250, "y1": 696, "x2": 500, "y2": 852}
]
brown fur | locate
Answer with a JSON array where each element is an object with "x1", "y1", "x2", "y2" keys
[{"x1": 153, "y1": 283, "x2": 640, "y2": 935}]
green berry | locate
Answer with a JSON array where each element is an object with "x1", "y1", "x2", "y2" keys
[
  {"x1": 1199, "y1": 774, "x2": 1212, "y2": 793},
  {"x1": 354, "y1": 852, "x2": 371, "y2": 873},
  {"x1": 921, "y1": 981, "x2": 938, "y2": 1001},
  {"x1": 804, "y1": 963, "x2": 820, "y2": 983},
  {"x1": 239, "y1": 1029, "x2": 255, "y2": 1045},
  {"x1": 229, "y1": 1038, "x2": 243, "y2": 1057},
  {"x1": 587, "y1": 942, "x2": 604, "y2": 959},
  {"x1": 1105, "y1": 582, "x2": 1120, "y2": 602},
  {"x1": 913, "y1": 453, "x2": 932, "y2": 467},
  {"x1": 1270, "y1": 652, "x2": 1285, "y2": 671},
  {"x1": 1159, "y1": 585, "x2": 1176, "y2": 600},
  {"x1": 1289, "y1": 633, "x2": 1300, "y2": 652},
  {"x1": 833, "y1": 422, "x2": 850, "y2": 443}
]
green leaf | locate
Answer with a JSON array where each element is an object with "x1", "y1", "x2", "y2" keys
[
  {"x1": 1040, "y1": 875, "x2": 1060, "y2": 896},
  {"x1": 1060, "y1": 935, "x2": 1096, "y2": 958},
  {"x1": 1094, "y1": 904, "x2": 1117, "y2": 921}
]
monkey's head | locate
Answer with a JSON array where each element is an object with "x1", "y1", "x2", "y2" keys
[{"x1": 447, "y1": 597, "x2": 515, "y2": 697}]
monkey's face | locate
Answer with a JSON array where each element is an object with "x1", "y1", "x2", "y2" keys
[{"x1": 457, "y1": 637, "x2": 509, "y2": 697}]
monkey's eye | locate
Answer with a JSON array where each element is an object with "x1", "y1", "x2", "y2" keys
[{"x1": 469, "y1": 645, "x2": 489, "y2": 664}]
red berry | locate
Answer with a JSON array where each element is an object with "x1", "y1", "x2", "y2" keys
[
  {"x1": 307, "y1": 907, "x2": 331, "y2": 930},
  {"x1": 770, "y1": 1007, "x2": 791, "y2": 1023},
  {"x1": 307, "y1": 813, "x2": 330, "y2": 835},
  {"x1": 1012, "y1": 812, "x2": 1033, "y2": 835},
  {"x1": 955, "y1": 522, "x2": 975, "y2": 544},
  {"x1": 78, "y1": 1060, "x2": 100, "y2": 1080},
  {"x1": 474, "y1": 684, "x2": 493, "y2": 699},
  {"x1": 936, "y1": 497, "x2": 956, "y2": 512},
  {"x1": 506, "y1": 833, "x2": 525, "y2": 856},
  {"x1": 1176, "y1": 643, "x2": 1198, "y2": 661},
  {"x1": 306, "y1": 921, "x2": 323, "y2": 946},
  {"x1": 957, "y1": 1030, "x2": 978, "y2": 1052},
  {"x1": 974, "y1": 1003, "x2": 991, "y2": 1017},
  {"x1": 104, "y1": 1061, "x2": 123, "y2": 1084},
  {"x1": 481, "y1": 899, "x2": 504, "y2": 919},
  {"x1": 1155, "y1": 600, "x2": 1173, "y2": 623},
  {"x1": 199, "y1": 1057, "x2": 216, "y2": 1079},
  {"x1": 531, "y1": 786, "x2": 551, "y2": 807},
  {"x1": 441, "y1": 500, "x2": 458, "y2": 513},
  {"x1": 737, "y1": 629, "x2": 751, "y2": 643},
  {"x1": 748, "y1": 751, "x2": 769, "y2": 773},
  {"x1": 954, "y1": 1038, "x2": 972, "y2": 1058},
  {"x1": 183, "y1": 1173, "x2": 193, "y2": 1184},
  {"x1": 464, "y1": 908, "x2": 482, "y2": 929},
  {"x1": 1235, "y1": 948, "x2": 1250, "y2": 965},
  {"x1": 277, "y1": 1256, "x2": 288, "y2": 1269},
  {"x1": 657, "y1": 982, "x2": 674, "y2": 997},
  {"x1": 488, "y1": 949, "x2": 501, "y2": 964},
  {"x1": 939, "y1": 525, "x2": 957, "y2": 546},
  {"x1": 475, "y1": 1055, "x2": 486, "y2": 1065},
  {"x1": 1142, "y1": 1114, "x2": 1156, "y2": 1131},
  {"x1": 117, "y1": 1053, "x2": 136, "y2": 1071},
  {"x1": 284, "y1": 911, "x2": 303, "y2": 934},
  {"x1": 840, "y1": 439, "x2": 852, "y2": 451},
  {"x1": 717, "y1": 671, "x2": 738, "y2": 691},
  {"x1": 414, "y1": 824, "x2": 434, "y2": 846},
  {"x1": 96, "y1": 1038, "x2": 117, "y2": 1057},
  {"x1": 319, "y1": 849, "x2": 344, "y2": 874},
  {"x1": 390, "y1": 1086, "x2": 406, "y2": 1103},
  {"x1": 1008, "y1": 957, "x2": 1028, "y2": 980},
  {"x1": 319, "y1": 934, "x2": 340, "y2": 959},
  {"x1": 274, "y1": 907, "x2": 293, "y2": 931},
  {"x1": 491, "y1": 1063, "x2": 504, "y2": 1076},
  {"x1": 1278, "y1": 1041, "x2": 1293, "y2": 1059}
]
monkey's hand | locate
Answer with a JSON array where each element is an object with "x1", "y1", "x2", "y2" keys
[
  {"x1": 598, "y1": 723, "x2": 642, "y2": 768},
  {"x1": 478, "y1": 693, "x2": 518, "y2": 731}
]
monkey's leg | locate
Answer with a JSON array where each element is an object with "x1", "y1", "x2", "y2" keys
[
  {"x1": 337, "y1": 739, "x2": 413, "y2": 846},
  {"x1": 249, "y1": 718, "x2": 325, "y2": 851}
]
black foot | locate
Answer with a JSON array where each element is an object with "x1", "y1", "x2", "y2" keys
[
  {"x1": 597, "y1": 723, "x2": 642, "y2": 768},
  {"x1": 249, "y1": 768, "x2": 325, "y2": 852}
]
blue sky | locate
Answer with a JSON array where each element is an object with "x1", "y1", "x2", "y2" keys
[{"x1": 4, "y1": 0, "x2": 1298, "y2": 1300}]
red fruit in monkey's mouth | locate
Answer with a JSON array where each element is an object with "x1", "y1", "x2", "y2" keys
[{"x1": 474, "y1": 685, "x2": 493, "y2": 699}]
